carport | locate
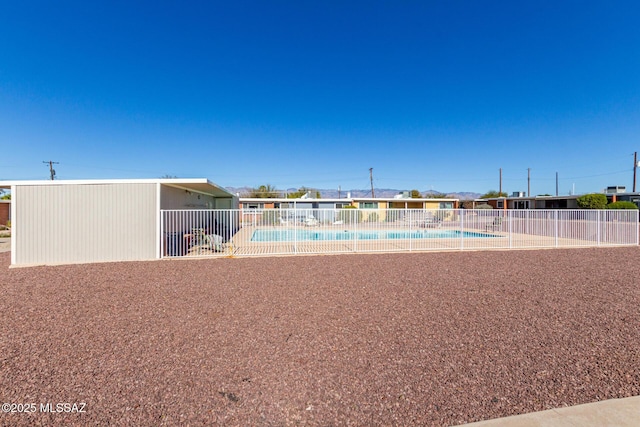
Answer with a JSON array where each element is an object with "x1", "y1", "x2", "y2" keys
[{"x1": 0, "y1": 178, "x2": 238, "y2": 266}]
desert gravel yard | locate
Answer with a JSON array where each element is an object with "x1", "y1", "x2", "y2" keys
[{"x1": 1, "y1": 248, "x2": 640, "y2": 426}]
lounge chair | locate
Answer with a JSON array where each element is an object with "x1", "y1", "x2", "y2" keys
[
  {"x1": 205, "y1": 234, "x2": 224, "y2": 251},
  {"x1": 304, "y1": 215, "x2": 318, "y2": 226},
  {"x1": 278, "y1": 216, "x2": 290, "y2": 226},
  {"x1": 422, "y1": 217, "x2": 442, "y2": 228}
]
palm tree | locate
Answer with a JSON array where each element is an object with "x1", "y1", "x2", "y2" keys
[{"x1": 247, "y1": 184, "x2": 280, "y2": 198}]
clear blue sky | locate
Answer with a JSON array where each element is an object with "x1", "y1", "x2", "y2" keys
[{"x1": 1, "y1": 0, "x2": 639, "y2": 196}]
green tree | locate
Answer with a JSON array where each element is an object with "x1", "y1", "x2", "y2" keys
[
  {"x1": 605, "y1": 201, "x2": 638, "y2": 210},
  {"x1": 576, "y1": 193, "x2": 608, "y2": 209},
  {"x1": 480, "y1": 190, "x2": 507, "y2": 198},
  {"x1": 410, "y1": 189, "x2": 422, "y2": 198},
  {"x1": 246, "y1": 184, "x2": 280, "y2": 198},
  {"x1": 0, "y1": 193, "x2": 9, "y2": 200}
]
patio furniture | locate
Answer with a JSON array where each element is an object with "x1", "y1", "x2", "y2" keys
[
  {"x1": 422, "y1": 217, "x2": 442, "y2": 228},
  {"x1": 188, "y1": 228, "x2": 224, "y2": 253},
  {"x1": 278, "y1": 216, "x2": 290, "y2": 226},
  {"x1": 205, "y1": 234, "x2": 224, "y2": 251},
  {"x1": 304, "y1": 215, "x2": 319, "y2": 226}
]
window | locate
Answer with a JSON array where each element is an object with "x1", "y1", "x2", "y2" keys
[
  {"x1": 246, "y1": 203, "x2": 264, "y2": 210},
  {"x1": 439, "y1": 202, "x2": 453, "y2": 209},
  {"x1": 360, "y1": 202, "x2": 378, "y2": 209},
  {"x1": 335, "y1": 202, "x2": 351, "y2": 209}
]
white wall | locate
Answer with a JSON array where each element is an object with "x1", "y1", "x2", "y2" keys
[{"x1": 14, "y1": 183, "x2": 157, "y2": 265}]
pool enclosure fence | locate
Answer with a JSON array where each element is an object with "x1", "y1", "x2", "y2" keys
[{"x1": 160, "y1": 208, "x2": 639, "y2": 258}]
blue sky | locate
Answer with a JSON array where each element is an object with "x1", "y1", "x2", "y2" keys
[{"x1": 1, "y1": 1, "x2": 639, "y2": 196}]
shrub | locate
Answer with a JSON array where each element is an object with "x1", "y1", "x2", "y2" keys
[
  {"x1": 338, "y1": 206, "x2": 362, "y2": 224},
  {"x1": 576, "y1": 193, "x2": 608, "y2": 209},
  {"x1": 605, "y1": 201, "x2": 639, "y2": 210}
]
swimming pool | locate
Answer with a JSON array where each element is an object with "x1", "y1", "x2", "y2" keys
[{"x1": 251, "y1": 229, "x2": 498, "y2": 242}]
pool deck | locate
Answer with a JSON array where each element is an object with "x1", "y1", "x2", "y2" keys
[{"x1": 179, "y1": 224, "x2": 630, "y2": 258}]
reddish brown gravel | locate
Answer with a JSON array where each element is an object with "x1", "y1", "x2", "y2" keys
[{"x1": 1, "y1": 248, "x2": 640, "y2": 426}]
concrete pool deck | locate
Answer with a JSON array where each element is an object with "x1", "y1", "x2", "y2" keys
[{"x1": 219, "y1": 224, "x2": 633, "y2": 258}]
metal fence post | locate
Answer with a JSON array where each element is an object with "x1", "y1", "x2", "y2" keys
[
  {"x1": 160, "y1": 210, "x2": 165, "y2": 258},
  {"x1": 508, "y1": 210, "x2": 512, "y2": 249},
  {"x1": 409, "y1": 209, "x2": 413, "y2": 252},
  {"x1": 597, "y1": 211, "x2": 601, "y2": 246},
  {"x1": 293, "y1": 208, "x2": 298, "y2": 254},
  {"x1": 636, "y1": 210, "x2": 640, "y2": 246},
  {"x1": 460, "y1": 209, "x2": 464, "y2": 250},
  {"x1": 353, "y1": 208, "x2": 357, "y2": 253},
  {"x1": 553, "y1": 209, "x2": 558, "y2": 248}
]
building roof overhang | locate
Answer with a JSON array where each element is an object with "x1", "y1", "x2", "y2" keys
[{"x1": 0, "y1": 178, "x2": 236, "y2": 199}]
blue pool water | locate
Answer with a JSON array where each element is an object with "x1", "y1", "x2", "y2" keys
[{"x1": 251, "y1": 229, "x2": 497, "y2": 242}]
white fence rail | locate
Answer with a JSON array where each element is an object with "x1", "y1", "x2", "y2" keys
[{"x1": 160, "y1": 209, "x2": 639, "y2": 258}]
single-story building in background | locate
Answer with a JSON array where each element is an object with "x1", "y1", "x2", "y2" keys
[
  {"x1": 0, "y1": 178, "x2": 238, "y2": 266},
  {"x1": 238, "y1": 194, "x2": 459, "y2": 225},
  {"x1": 476, "y1": 187, "x2": 640, "y2": 210},
  {"x1": 239, "y1": 197, "x2": 352, "y2": 224},
  {"x1": 475, "y1": 194, "x2": 582, "y2": 210}
]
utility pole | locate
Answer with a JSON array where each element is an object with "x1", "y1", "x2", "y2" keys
[
  {"x1": 499, "y1": 168, "x2": 502, "y2": 196},
  {"x1": 633, "y1": 152, "x2": 638, "y2": 193},
  {"x1": 527, "y1": 168, "x2": 531, "y2": 197},
  {"x1": 338, "y1": 185, "x2": 341, "y2": 199},
  {"x1": 43, "y1": 160, "x2": 59, "y2": 180},
  {"x1": 369, "y1": 168, "x2": 375, "y2": 198}
]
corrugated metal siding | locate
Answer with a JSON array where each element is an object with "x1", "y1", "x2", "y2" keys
[{"x1": 15, "y1": 183, "x2": 157, "y2": 265}]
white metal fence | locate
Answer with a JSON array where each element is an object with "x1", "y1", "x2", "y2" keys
[{"x1": 160, "y1": 209, "x2": 639, "y2": 258}]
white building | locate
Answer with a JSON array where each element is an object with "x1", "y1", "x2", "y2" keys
[{"x1": 0, "y1": 178, "x2": 238, "y2": 266}]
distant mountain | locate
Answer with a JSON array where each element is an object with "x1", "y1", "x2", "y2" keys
[{"x1": 225, "y1": 186, "x2": 482, "y2": 200}]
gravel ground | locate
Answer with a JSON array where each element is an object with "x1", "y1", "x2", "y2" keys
[{"x1": 1, "y1": 247, "x2": 639, "y2": 426}]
